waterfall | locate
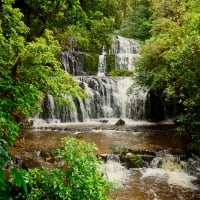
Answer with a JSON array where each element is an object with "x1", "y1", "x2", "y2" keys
[
  {"x1": 97, "y1": 46, "x2": 107, "y2": 77},
  {"x1": 113, "y1": 35, "x2": 140, "y2": 70},
  {"x1": 35, "y1": 36, "x2": 148, "y2": 124},
  {"x1": 38, "y1": 76, "x2": 148, "y2": 123}
]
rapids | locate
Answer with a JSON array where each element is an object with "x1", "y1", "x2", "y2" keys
[{"x1": 10, "y1": 123, "x2": 200, "y2": 200}]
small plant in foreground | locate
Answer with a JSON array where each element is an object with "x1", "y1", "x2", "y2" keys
[{"x1": 10, "y1": 137, "x2": 109, "y2": 200}]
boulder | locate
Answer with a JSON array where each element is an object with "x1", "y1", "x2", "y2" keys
[{"x1": 115, "y1": 118, "x2": 125, "y2": 126}]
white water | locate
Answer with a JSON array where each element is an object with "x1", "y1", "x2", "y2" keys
[
  {"x1": 113, "y1": 35, "x2": 140, "y2": 70},
  {"x1": 100, "y1": 151, "x2": 199, "y2": 199},
  {"x1": 141, "y1": 168, "x2": 198, "y2": 190},
  {"x1": 100, "y1": 158, "x2": 131, "y2": 188},
  {"x1": 97, "y1": 46, "x2": 107, "y2": 77},
  {"x1": 141, "y1": 152, "x2": 199, "y2": 191},
  {"x1": 31, "y1": 117, "x2": 162, "y2": 129}
]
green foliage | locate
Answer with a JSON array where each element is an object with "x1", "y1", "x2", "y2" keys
[
  {"x1": 16, "y1": 0, "x2": 121, "y2": 52},
  {"x1": 11, "y1": 137, "x2": 109, "y2": 200},
  {"x1": 109, "y1": 69, "x2": 133, "y2": 77},
  {"x1": 106, "y1": 54, "x2": 115, "y2": 74},
  {"x1": 0, "y1": 0, "x2": 87, "y2": 193},
  {"x1": 16, "y1": 167, "x2": 71, "y2": 200},
  {"x1": 0, "y1": 139, "x2": 28, "y2": 200},
  {"x1": 135, "y1": 0, "x2": 200, "y2": 144},
  {"x1": 0, "y1": 141, "x2": 10, "y2": 192},
  {"x1": 56, "y1": 137, "x2": 109, "y2": 200},
  {"x1": 119, "y1": 0, "x2": 152, "y2": 41},
  {"x1": 0, "y1": 0, "x2": 87, "y2": 142},
  {"x1": 83, "y1": 53, "x2": 99, "y2": 75}
]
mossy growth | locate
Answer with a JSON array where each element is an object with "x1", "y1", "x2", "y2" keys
[
  {"x1": 83, "y1": 53, "x2": 99, "y2": 75},
  {"x1": 188, "y1": 143, "x2": 200, "y2": 155},
  {"x1": 106, "y1": 54, "x2": 115, "y2": 74},
  {"x1": 125, "y1": 154, "x2": 142, "y2": 168},
  {"x1": 108, "y1": 69, "x2": 133, "y2": 76}
]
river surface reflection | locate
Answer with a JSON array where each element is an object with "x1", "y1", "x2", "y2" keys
[{"x1": 10, "y1": 122, "x2": 200, "y2": 200}]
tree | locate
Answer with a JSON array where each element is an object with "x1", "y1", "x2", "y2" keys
[
  {"x1": 0, "y1": 0, "x2": 86, "y2": 196},
  {"x1": 119, "y1": 0, "x2": 152, "y2": 41},
  {"x1": 135, "y1": 0, "x2": 200, "y2": 143},
  {"x1": 0, "y1": 1, "x2": 86, "y2": 143}
]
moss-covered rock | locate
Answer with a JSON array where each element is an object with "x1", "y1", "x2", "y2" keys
[
  {"x1": 125, "y1": 153, "x2": 142, "y2": 168},
  {"x1": 108, "y1": 69, "x2": 133, "y2": 76},
  {"x1": 83, "y1": 53, "x2": 99, "y2": 75},
  {"x1": 188, "y1": 143, "x2": 200, "y2": 155},
  {"x1": 106, "y1": 54, "x2": 115, "y2": 74}
]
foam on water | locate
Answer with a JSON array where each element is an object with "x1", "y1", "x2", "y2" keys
[
  {"x1": 100, "y1": 160, "x2": 131, "y2": 188},
  {"x1": 141, "y1": 168, "x2": 198, "y2": 190}
]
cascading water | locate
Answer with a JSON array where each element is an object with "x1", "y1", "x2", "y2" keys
[
  {"x1": 35, "y1": 35, "x2": 148, "y2": 125},
  {"x1": 100, "y1": 154, "x2": 131, "y2": 188},
  {"x1": 97, "y1": 46, "x2": 107, "y2": 77},
  {"x1": 141, "y1": 151, "x2": 199, "y2": 190},
  {"x1": 113, "y1": 35, "x2": 140, "y2": 70}
]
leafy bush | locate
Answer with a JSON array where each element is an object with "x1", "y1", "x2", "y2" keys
[
  {"x1": 56, "y1": 137, "x2": 109, "y2": 200},
  {"x1": 176, "y1": 114, "x2": 200, "y2": 144},
  {"x1": 11, "y1": 137, "x2": 109, "y2": 200},
  {"x1": 0, "y1": 139, "x2": 27, "y2": 200}
]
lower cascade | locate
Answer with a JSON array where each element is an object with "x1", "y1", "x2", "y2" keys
[
  {"x1": 100, "y1": 150, "x2": 200, "y2": 195},
  {"x1": 38, "y1": 76, "x2": 148, "y2": 123},
  {"x1": 141, "y1": 151, "x2": 200, "y2": 190}
]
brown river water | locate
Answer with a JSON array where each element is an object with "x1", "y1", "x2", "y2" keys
[{"x1": 9, "y1": 122, "x2": 200, "y2": 200}]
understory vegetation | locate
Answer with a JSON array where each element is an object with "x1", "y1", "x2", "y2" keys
[{"x1": 4, "y1": 138, "x2": 110, "y2": 200}]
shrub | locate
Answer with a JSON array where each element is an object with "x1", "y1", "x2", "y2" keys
[{"x1": 11, "y1": 137, "x2": 109, "y2": 200}]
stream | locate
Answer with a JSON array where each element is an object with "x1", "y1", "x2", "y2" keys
[{"x1": 9, "y1": 121, "x2": 200, "y2": 200}]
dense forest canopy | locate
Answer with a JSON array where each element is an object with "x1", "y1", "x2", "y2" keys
[
  {"x1": 0, "y1": 0, "x2": 200, "y2": 199},
  {"x1": 131, "y1": 0, "x2": 200, "y2": 143}
]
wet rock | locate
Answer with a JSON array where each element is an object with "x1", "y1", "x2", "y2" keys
[
  {"x1": 129, "y1": 144, "x2": 162, "y2": 155},
  {"x1": 98, "y1": 154, "x2": 110, "y2": 162},
  {"x1": 79, "y1": 81, "x2": 85, "y2": 89},
  {"x1": 40, "y1": 149, "x2": 55, "y2": 163},
  {"x1": 111, "y1": 146, "x2": 156, "y2": 168},
  {"x1": 74, "y1": 132, "x2": 83, "y2": 138},
  {"x1": 22, "y1": 158, "x2": 42, "y2": 169},
  {"x1": 20, "y1": 119, "x2": 34, "y2": 129},
  {"x1": 99, "y1": 119, "x2": 108, "y2": 123},
  {"x1": 115, "y1": 119, "x2": 125, "y2": 126},
  {"x1": 140, "y1": 154, "x2": 155, "y2": 164},
  {"x1": 125, "y1": 153, "x2": 142, "y2": 168}
]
